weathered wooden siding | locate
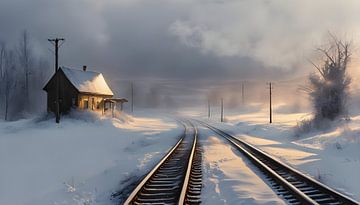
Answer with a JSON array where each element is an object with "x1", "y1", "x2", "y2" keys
[{"x1": 44, "y1": 70, "x2": 78, "y2": 114}]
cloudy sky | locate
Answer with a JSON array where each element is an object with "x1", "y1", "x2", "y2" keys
[
  {"x1": 1, "y1": 0, "x2": 360, "y2": 109},
  {"x1": 1, "y1": 0, "x2": 359, "y2": 81}
]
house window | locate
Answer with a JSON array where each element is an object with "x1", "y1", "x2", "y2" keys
[
  {"x1": 97, "y1": 101, "x2": 100, "y2": 109},
  {"x1": 72, "y1": 98, "x2": 76, "y2": 106},
  {"x1": 84, "y1": 100, "x2": 89, "y2": 109}
]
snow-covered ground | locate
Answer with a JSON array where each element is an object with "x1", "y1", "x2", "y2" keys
[
  {"x1": 205, "y1": 106, "x2": 360, "y2": 202},
  {"x1": 199, "y1": 127, "x2": 286, "y2": 205},
  {"x1": 1, "y1": 106, "x2": 359, "y2": 205},
  {"x1": 0, "y1": 111, "x2": 182, "y2": 205}
]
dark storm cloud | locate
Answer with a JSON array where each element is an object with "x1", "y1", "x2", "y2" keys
[
  {"x1": 0, "y1": 0, "x2": 305, "y2": 81},
  {"x1": 1, "y1": 0, "x2": 360, "y2": 110},
  {"x1": 0, "y1": 0, "x2": 360, "y2": 107}
]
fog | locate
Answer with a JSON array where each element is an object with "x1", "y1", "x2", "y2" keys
[{"x1": 1, "y1": 0, "x2": 360, "y2": 114}]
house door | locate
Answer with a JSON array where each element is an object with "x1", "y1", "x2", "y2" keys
[{"x1": 84, "y1": 100, "x2": 89, "y2": 109}]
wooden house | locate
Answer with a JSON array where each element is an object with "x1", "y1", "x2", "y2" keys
[{"x1": 43, "y1": 66, "x2": 127, "y2": 115}]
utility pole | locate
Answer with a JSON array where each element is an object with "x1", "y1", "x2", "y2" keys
[
  {"x1": 48, "y1": 38, "x2": 65, "y2": 124},
  {"x1": 208, "y1": 99, "x2": 211, "y2": 118},
  {"x1": 131, "y1": 82, "x2": 134, "y2": 113},
  {"x1": 221, "y1": 98, "x2": 224, "y2": 122},
  {"x1": 268, "y1": 82, "x2": 273, "y2": 123},
  {"x1": 241, "y1": 82, "x2": 245, "y2": 105}
]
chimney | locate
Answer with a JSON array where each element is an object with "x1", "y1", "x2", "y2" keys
[{"x1": 83, "y1": 65, "x2": 87, "y2": 71}]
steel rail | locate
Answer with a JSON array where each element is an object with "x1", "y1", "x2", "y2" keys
[
  {"x1": 123, "y1": 136, "x2": 184, "y2": 205},
  {"x1": 178, "y1": 123, "x2": 198, "y2": 204},
  {"x1": 124, "y1": 121, "x2": 200, "y2": 205}
]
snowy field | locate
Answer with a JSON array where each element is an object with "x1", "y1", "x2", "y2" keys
[
  {"x1": 0, "y1": 111, "x2": 182, "y2": 205},
  {"x1": 1, "y1": 106, "x2": 359, "y2": 205},
  {"x1": 205, "y1": 106, "x2": 360, "y2": 202}
]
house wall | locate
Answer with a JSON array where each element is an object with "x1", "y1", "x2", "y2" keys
[
  {"x1": 45, "y1": 70, "x2": 79, "y2": 114},
  {"x1": 60, "y1": 73, "x2": 79, "y2": 113}
]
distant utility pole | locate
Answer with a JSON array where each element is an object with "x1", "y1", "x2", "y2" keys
[
  {"x1": 241, "y1": 82, "x2": 245, "y2": 105},
  {"x1": 208, "y1": 99, "x2": 211, "y2": 118},
  {"x1": 48, "y1": 38, "x2": 65, "y2": 124},
  {"x1": 268, "y1": 82, "x2": 273, "y2": 123},
  {"x1": 131, "y1": 82, "x2": 134, "y2": 113},
  {"x1": 221, "y1": 98, "x2": 224, "y2": 122}
]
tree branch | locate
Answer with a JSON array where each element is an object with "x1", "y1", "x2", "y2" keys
[
  {"x1": 308, "y1": 59, "x2": 325, "y2": 78},
  {"x1": 317, "y1": 48, "x2": 336, "y2": 65}
]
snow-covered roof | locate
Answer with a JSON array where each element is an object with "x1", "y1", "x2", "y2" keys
[{"x1": 61, "y1": 67, "x2": 114, "y2": 96}]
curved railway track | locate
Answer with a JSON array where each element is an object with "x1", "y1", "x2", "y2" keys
[
  {"x1": 124, "y1": 121, "x2": 202, "y2": 205},
  {"x1": 199, "y1": 121, "x2": 359, "y2": 205}
]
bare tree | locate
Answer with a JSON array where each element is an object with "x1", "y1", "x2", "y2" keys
[
  {"x1": 0, "y1": 42, "x2": 5, "y2": 78},
  {"x1": 308, "y1": 34, "x2": 351, "y2": 123},
  {"x1": 0, "y1": 31, "x2": 52, "y2": 120},
  {"x1": 3, "y1": 50, "x2": 16, "y2": 120},
  {"x1": 0, "y1": 42, "x2": 5, "y2": 117},
  {"x1": 17, "y1": 30, "x2": 32, "y2": 108},
  {"x1": 30, "y1": 57, "x2": 50, "y2": 113}
]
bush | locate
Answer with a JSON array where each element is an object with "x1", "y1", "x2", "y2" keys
[{"x1": 305, "y1": 34, "x2": 351, "y2": 130}]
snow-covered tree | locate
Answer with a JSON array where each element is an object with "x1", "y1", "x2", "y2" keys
[{"x1": 308, "y1": 34, "x2": 351, "y2": 123}]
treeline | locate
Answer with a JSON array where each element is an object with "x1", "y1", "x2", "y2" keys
[{"x1": 0, "y1": 31, "x2": 51, "y2": 120}]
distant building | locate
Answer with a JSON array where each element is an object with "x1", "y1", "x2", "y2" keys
[{"x1": 43, "y1": 66, "x2": 127, "y2": 115}]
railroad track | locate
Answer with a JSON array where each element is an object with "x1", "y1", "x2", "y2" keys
[
  {"x1": 199, "y1": 121, "x2": 359, "y2": 205},
  {"x1": 124, "y1": 121, "x2": 202, "y2": 205}
]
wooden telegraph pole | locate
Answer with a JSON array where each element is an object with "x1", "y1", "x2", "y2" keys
[
  {"x1": 208, "y1": 99, "x2": 211, "y2": 118},
  {"x1": 268, "y1": 82, "x2": 273, "y2": 123},
  {"x1": 241, "y1": 82, "x2": 245, "y2": 105},
  {"x1": 48, "y1": 38, "x2": 65, "y2": 123},
  {"x1": 131, "y1": 82, "x2": 134, "y2": 113},
  {"x1": 220, "y1": 98, "x2": 224, "y2": 122}
]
